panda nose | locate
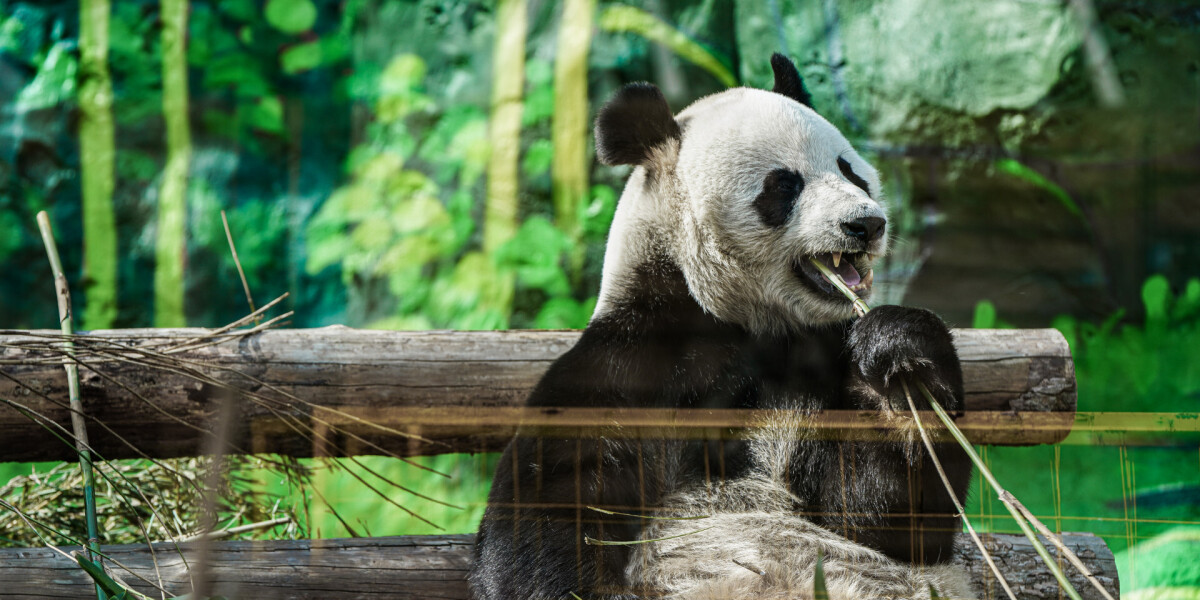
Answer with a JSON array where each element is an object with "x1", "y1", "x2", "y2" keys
[{"x1": 840, "y1": 217, "x2": 885, "y2": 242}]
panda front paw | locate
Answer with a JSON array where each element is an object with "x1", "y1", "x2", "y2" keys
[{"x1": 848, "y1": 305, "x2": 964, "y2": 414}]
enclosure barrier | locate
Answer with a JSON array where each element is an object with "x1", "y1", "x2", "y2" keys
[{"x1": 0, "y1": 326, "x2": 1121, "y2": 598}]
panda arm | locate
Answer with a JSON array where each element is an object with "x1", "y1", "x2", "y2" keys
[{"x1": 814, "y1": 306, "x2": 972, "y2": 566}]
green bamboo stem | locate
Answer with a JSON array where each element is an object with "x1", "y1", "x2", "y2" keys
[
  {"x1": 481, "y1": 0, "x2": 528, "y2": 326},
  {"x1": 806, "y1": 259, "x2": 871, "y2": 317},
  {"x1": 483, "y1": 0, "x2": 527, "y2": 254},
  {"x1": 155, "y1": 0, "x2": 191, "y2": 327},
  {"x1": 810, "y1": 256, "x2": 1084, "y2": 600},
  {"x1": 900, "y1": 380, "x2": 1017, "y2": 600},
  {"x1": 551, "y1": 0, "x2": 596, "y2": 280},
  {"x1": 918, "y1": 382, "x2": 1084, "y2": 600},
  {"x1": 37, "y1": 211, "x2": 106, "y2": 600},
  {"x1": 78, "y1": 0, "x2": 118, "y2": 330},
  {"x1": 597, "y1": 5, "x2": 736, "y2": 87}
]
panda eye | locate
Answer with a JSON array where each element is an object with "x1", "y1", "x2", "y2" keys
[
  {"x1": 753, "y1": 168, "x2": 805, "y2": 228},
  {"x1": 837, "y1": 157, "x2": 871, "y2": 196}
]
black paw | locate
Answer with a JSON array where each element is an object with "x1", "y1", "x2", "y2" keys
[{"x1": 849, "y1": 306, "x2": 964, "y2": 412}]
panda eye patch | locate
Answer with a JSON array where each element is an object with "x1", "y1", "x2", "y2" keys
[
  {"x1": 753, "y1": 168, "x2": 805, "y2": 228},
  {"x1": 837, "y1": 157, "x2": 871, "y2": 196}
]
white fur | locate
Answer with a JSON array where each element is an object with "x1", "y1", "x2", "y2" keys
[
  {"x1": 594, "y1": 87, "x2": 976, "y2": 599},
  {"x1": 626, "y1": 412, "x2": 977, "y2": 600},
  {"x1": 593, "y1": 88, "x2": 888, "y2": 333}
]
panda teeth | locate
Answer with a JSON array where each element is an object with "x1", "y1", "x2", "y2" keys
[
  {"x1": 846, "y1": 269, "x2": 874, "y2": 292},
  {"x1": 831, "y1": 252, "x2": 842, "y2": 268}
]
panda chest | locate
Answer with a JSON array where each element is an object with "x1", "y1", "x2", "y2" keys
[{"x1": 705, "y1": 332, "x2": 849, "y2": 411}]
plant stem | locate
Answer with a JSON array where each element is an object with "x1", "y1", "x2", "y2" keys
[
  {"x1": 916, "y1": 380, "x2": 1083, "y2": 600},
  {"x1": 78, "y1": 0, "x2": 118, "y2": 329},
  {"x1": 809, "y1": 256, "x2": 1085, "y2": 600},
  {"x1": 481, "y1": 0, "x2": 528, "y2": 326},
  {"x1": 900, "y1": 380, "x2": 1017, "y2": 600},
  {"x1": 37, "y1": 211, "x2": 106, "y2": 600},
  {"x1": 807, "y1": 258, "x2": 871, "y2": 317},
  {"x1": 155, "y1": 0, "x2": 191, "y2": 327},
  {"x1": 552, "y1": 0, "x2": 596, "y2": 281}
]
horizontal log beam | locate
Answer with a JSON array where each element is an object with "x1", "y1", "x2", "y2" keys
[
  {"x1": 0, "y1": 532, "x2": 1118, "y2": 599},
  {"x1": 0, "y1": 327, "x2": 1076, "y2": 461}
]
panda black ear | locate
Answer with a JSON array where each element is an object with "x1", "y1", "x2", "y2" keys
[
  {"x1": 770, "y1": 53, "x2": 814, "y2": 109},
  {"x1": 595, "y1": 82, "x2": 681, "y2": 167}
]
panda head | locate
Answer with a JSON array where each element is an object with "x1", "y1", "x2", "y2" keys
[{"x1": 594, "y1": 54, "x2": 887, "y2": 334}]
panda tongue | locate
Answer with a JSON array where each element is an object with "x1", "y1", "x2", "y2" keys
[{"x1": 828, "y1": 254, "x2": 861, "y2": 286}]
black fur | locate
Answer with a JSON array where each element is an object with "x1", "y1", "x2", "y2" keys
[
  {"x1": 470, "y1": 255, "x2": 971, "y2": 599},
  {"x1": 771, "y1": 52, "x2": 814, "y2": 108},
  {"x1": 753, "y1": 168, "x2": 806, "y2": 227},
  {"x1": 471, "y1": 56, "x2": 971, "y2": 600},
  {"x1": 838, "y1": 156, "x2": 871, "y2": 195},
  {"x1": 594, "y1": 83, "x2": 681, "y2": 167}
]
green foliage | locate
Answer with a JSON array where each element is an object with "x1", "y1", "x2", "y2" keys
[
  {"x1": 598, "y1": 5, "x2": 736, "y2": 87},
  {"x1": 1115, "y1": 528, "x2": 1200, "y2": 596},
  {"x1": 306, "y1": 454, "x2": 499, "y2": 537},
  {"x1": 16, "y1": 41, "x2": 76, "y2": 111},
  {"x1": 971, "y1": 300, "x2": 1014, "y2": 329},
  {"x1": 994, "y1": 158, "x2": 1083, "y2": 219},
  {"x1": 1, "y1": 458, "x2": 304, "y2": 547},
  {"x1": 264, "y1": 0, "x2": 317, "y2": 35},
  {"x1": 308, "y1": 52, "x2": 593, "y2": 330},
  {"x1": 967, "y1": 275, "x2": 1200, "y2": 594},
  {"x1": 1053, "y1": 275, "x2": 1200, "y2": 413}
]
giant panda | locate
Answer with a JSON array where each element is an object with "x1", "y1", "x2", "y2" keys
[{"x1": 470, "y1": 54, "x2": 975, "y2": 600}]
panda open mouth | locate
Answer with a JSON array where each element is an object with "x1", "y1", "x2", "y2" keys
[{"x1": 792, "y1": 252, "x2": 875, "y2": 300}]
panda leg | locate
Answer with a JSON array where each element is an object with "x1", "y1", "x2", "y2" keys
[
  {"x1": 813, "y1": 438, "x2": 970, "y2": 566},
  {"x1": 471, "y1": 436, "x2": 662, "y2": 600}
]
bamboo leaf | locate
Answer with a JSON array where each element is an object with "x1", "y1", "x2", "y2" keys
[
  {"x1": 264, "y1": 0, "x2": 317, "y2": 34},
  {"x1": 598, "y1": 5, "x2": 736, "y2": 87},
  {"x1": 813, "y1": 549, "x2": 829, "y2": 600},
  {"x1": 994, "y1": 158, "x2": 1083, "y2": 218}
]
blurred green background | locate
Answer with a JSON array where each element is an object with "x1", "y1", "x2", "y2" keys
[{"x1": 1, "y1": 0, "x2": 1198, "y2": 596}]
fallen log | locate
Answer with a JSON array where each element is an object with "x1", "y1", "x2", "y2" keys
[
  {"x1": 0, "y1": 327, "x2": 1076, "y2": 461},
  {"x1": 0, "y1": 532, "x2": 1118, "y2": 599}
]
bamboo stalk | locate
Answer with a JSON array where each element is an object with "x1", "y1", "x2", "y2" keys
[
  {"x1": 480, "y1": 0, "x2": 529, "y2": 327},
  {"x1": 78, "y1": 0, "x2": 118, "y2": 330},
  {"x1": 900, "y1": 380, "x2": 1017, "y2": 600},
  {"x1": 810, "y1": 256, "x2": 1085, "y2": 600},
  {"x1": 36, "y1": 211, "x2": 106, "y2": 600},
  {"x1": 155, "y1": 0, "x2": 192, "y2": 327},
  {"x1": 919, "y1": 383, "x2": 1083, "y2": 600},
  {"x1": 483, "y1": 0, "x2": 528, "y2": 253},
  {"x1": 1006, "y1": 492, "x2": 1117, "y2": 600},
  {"x1": 552, "y1": 0, "x2": 596, "y2": 279}
]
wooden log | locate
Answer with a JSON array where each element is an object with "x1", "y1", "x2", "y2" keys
[
  {"x1": 0, "y1": 327, "x2": 1076, "y2": 461},
  {"x1": 0, "y1": 532, "x2": 1118, "y2": 599}
]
